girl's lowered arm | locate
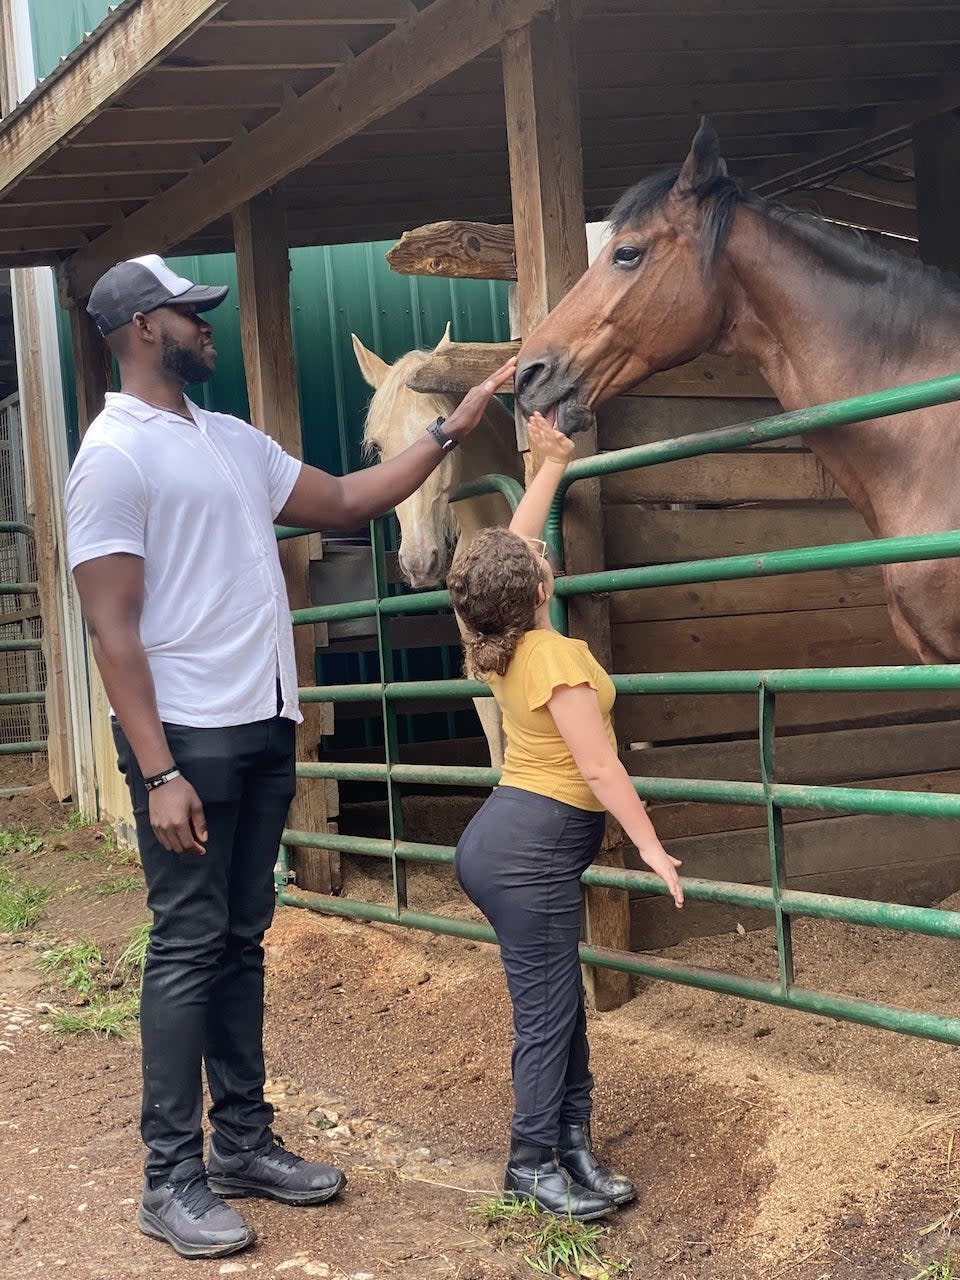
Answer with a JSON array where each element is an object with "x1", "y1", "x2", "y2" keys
[
  {"x1": 548, "y1": 683, "x2": 684, "y2": 909},
  {"x1": 508, "y1": 413, "x2": 575, "y2": 540}
]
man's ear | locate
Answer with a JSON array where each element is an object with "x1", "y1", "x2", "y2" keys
[
  {"x1": 536, "y1": 581, "x2": 547, "y2": 608},
  {"x1": 131, "y1": 311, "x2": 158, "y2": 344}
]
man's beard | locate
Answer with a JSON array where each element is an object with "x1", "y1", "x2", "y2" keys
[{"x1": 161, "y1": 332, "x2": 213, "y2": 386}]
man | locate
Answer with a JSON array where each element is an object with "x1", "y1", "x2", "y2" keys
[{"x1": 64, "y1": 253, "x2": 515, "y2": 1261}]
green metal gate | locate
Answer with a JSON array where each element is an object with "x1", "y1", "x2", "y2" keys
[{"x1": 276, "y1": 372, "x2": 960, "y2": 1045}]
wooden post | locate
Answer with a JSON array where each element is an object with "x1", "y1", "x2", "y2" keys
[
  {"x1": 65, "y1": 301, "x2": 131, "y2": 823},
  {"x1": 913, "y1": 109, "x2": 960, "y2": 276},
  {"x1": 232, "y1": 190, "x2": 340, "y2": 896},
  {"x1": 502, "y1": 2, "x2": 632, "y2": 1010}
]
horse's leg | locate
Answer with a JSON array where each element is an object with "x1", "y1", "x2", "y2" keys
[
  {"x1": 452, "y1": 606, "x2": 505, "y2": 767},
  {"x1": 475, "y1": 695, "x2": 506, "y2": 770}
]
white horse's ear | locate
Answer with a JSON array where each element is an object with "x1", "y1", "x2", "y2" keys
[
  {"x1": 351, "y1": 333, "x2": 391, "y2": 389},
  {"x1": 434, "y1": 321, "x2": 453, "y2": 351}
]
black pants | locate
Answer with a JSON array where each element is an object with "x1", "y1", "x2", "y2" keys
[
  {"x1": 455, "y1": 785, "x2": 606, "y2": 1149},
  {"x1": 114, "y1": 713, "x2": 296, "y2": 1182}
]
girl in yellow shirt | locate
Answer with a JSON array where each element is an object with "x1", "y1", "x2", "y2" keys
[{"x1": 447, "y1": 414, "x2": 683, "y2": 1222}]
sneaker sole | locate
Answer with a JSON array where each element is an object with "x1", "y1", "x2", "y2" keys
[
  {"x1": 206, "y1": 1171, "x2": 346, "y2": 1206},
  {"x1": 136, "y1": 1206, "x2": 256, "y2": 1259}
]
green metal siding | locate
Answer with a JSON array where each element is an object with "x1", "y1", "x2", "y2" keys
[{"x1": 29, "y1": 0, "x2": 117, "y2": 83}]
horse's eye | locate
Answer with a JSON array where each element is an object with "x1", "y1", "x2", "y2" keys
[{"x1": 612, "y1": 245, "x2": 645, "y2": 268}]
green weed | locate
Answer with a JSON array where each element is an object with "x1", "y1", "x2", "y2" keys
[
  {"x1": 114, "y1": 921, "x2": 151, "y2": 984},
  {"x1": 43, "y1": 993, "x2": 140, "y2": 1039},
  {"x1": 36, "y1": 939, "x2": 102, "y2": 994},
  {"x1": 93, "y1": 874, "x2": 142, "y2": 898},
  {"x1": 473, "y1": 1195, "x2": 628, "y2": 1278},
  {"x1": 56, "y1": 809, "x2": 90, "y2": 832},
  {"x1": 907, "y1": 1257, "x2": 958, "y2": 1280},
  {"x1": 0, "y1": 827, "x2": 44, "y2": 857},
  {"x1": 0, "y1": 868, "x2": 48, "y2": 931}
]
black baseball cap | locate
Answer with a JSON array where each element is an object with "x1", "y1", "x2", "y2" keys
[{"x1": 86, "y1": 253, "x2": 229, "y2": 336}]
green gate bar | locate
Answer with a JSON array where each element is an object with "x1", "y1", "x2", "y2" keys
[{"x1": 277, "y1": 370, "x2": 960, "y2": 1046}]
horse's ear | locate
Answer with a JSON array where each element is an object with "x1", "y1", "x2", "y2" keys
[
  {"x1": 673, "y1": 117, "x2": 726, "y2": 198},
  {"x1": 351, "y1": 333, "x2": 390, "y2": 389},
  {"x1": 434, "y1": 321, "x2": 453, "y2": 351}
]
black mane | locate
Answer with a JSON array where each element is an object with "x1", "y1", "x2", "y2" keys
[{"x1": 607, "y1": 167, "x2": 960, "y2": 311}]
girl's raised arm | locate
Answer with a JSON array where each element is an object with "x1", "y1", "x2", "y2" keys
[{"x1": 509, "y1": 414, "x2": 575, "y2": 541}]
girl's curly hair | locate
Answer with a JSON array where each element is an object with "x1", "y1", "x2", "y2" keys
[{"x1": 446, "y1": 528, "x2": 542, "y2": 678}]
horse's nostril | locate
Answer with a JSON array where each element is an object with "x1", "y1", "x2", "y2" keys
[{"x1": 515, "y1": 361, "x2": 545, "y2": 399}]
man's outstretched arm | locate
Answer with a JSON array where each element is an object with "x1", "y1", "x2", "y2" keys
[{"x1": 277, "y1": 358, "x2": 516, "y2": 531}]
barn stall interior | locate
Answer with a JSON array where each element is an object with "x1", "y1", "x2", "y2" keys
[{"x1": 0, "y1": 0, "x2": 958, "y2": 1023}]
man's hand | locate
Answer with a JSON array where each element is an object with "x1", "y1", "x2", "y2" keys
[
  {"x1": 149, "y1": 776, "x2": 208, "y2": 855},
  {"x1": 440, "y1": 357, "x2": 517, "y2": 443}
]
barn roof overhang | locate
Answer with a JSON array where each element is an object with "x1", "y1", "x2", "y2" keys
[{"x1": 0, "y1": 0, "x2": 955, "y2": 303}]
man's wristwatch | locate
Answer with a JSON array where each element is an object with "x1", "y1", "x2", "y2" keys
[
  {"x1": 143, "y1": 766, "x2": 182, "y2": 791},
  {"x1": 425, "y1": 416, "x2": 458, "y2": 452}
]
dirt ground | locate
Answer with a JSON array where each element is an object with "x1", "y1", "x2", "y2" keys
[{"x1": 2, "y1": 773, "x2": 960, "y2": 1280}]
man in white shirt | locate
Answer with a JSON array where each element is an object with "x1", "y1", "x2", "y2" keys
[{"x1": 64, "y1": 254, "x2": 514, "y2": 1261}]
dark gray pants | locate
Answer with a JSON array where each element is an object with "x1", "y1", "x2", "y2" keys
[
  {"x1": 455, "y1": 786, "x2": 605, "y2": 1149},
  {"x1": 114, "y1": 713, "x2": 296, "y2": 1183}
]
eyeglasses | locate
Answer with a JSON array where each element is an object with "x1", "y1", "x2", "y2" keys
[
  {"x1": 524, "y1": 537, "x2": 549, "y2": 572},
  {"x1": 521, "y1": 536, "x2": 564, "y2": 577}
]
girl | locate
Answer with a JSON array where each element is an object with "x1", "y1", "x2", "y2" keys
[{"x1": 447, "y1": 413, "x2": 684, "y2": 1222}]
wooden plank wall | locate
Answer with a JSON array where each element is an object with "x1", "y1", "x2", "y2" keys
[{"x1": 597, "y1": 390, "x2": 960, "y2": 948}]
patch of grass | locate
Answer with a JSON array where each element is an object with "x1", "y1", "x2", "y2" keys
[
  {"x1": 36, "y1": 938, "x2": 102, "y2": 994},
  {"x1": 473, "y1": 1195, "x2": 628, "y2": 1278},
  {"x1": 0, "y1": 826, "x2": 44, "y2": 857},
  {"x1": 43, "y1": 993, "x2": 140, "y2": 1039},
  {"x1": 56, "y1": 809, "x2": 90, "y2": 832},
  {"x1": 0, "y1": 867, "x2": 48, "y2": 931},
  {"x1": 114, "y1": 921, "x2": 151, "y2": 985},
  {"x1": 907, "y1": 1257, "x2": 958, "y2": 1280},
  {"x1": 93, "y1": 874, "x2": 142, "y2": 898}
]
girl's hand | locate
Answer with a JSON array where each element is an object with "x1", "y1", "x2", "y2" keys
[
  {"x1": 527, "y1": 412, "x2": 576, "y2": 465},
  {"x1": 637, "y1": 842, "x2": 684, "y2": 909}
]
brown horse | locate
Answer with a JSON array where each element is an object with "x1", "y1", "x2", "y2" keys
[{"x1": 514, "y1": 120, "x2": 960, "y2": 665}]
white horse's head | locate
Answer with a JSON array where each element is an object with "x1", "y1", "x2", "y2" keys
[{"x1": 354, "y1": 325, "x2": 461, "y2": 588}]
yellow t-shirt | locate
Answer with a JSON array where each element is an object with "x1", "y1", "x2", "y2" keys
[{"x1": 488, "y1": 629, "x2": 617, "y2": 811}]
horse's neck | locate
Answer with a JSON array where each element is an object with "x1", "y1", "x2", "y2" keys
[{"x1": 718, "y1": 206, "x2": 960, "y2": 530}]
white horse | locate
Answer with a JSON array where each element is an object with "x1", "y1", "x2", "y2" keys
[{"x1": 352, "y1": 326, "x2": 523, "y2": 768}]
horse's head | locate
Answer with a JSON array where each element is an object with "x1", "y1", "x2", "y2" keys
[
  {"x1": 354, "y1": 326, "x2": 460, "y2": 588},
  {"x1": 515, "y1": 119, "x2": 738, "y2": 435}
]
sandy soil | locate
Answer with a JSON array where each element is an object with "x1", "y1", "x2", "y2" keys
[{"x1": 1, "y1": 778, "x2": 959, "y2": 1280}]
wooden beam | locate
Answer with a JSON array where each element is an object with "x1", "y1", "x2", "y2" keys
[
  {"x1": 61, "y1": 0, "x2": 555, "y2": 302},
  {"x1": 0, "y1": 0, "x2": 227, "y2": 192},
  {"x1": 386, "y1": 221, "x2": 516, "y2": 280},
  {"x1": 67, "y1": 305, "x2": 112, "y2": 436},
  {"x1": 232, "y1": 190, "x2": 340, "y2": 897},
  {"x1": 757, "y1": 73, "x2": 960, "y2": 198},
  {"x1": 406, "y1": 341, "x2": 773, "y2": 400},
  {"x1": 503, "y1": 3, "x2": 630, "y2": 1012},
  {"x1": 913, "y1": 109, "x2": 960, "y2": 276},
  {"x1": 782, "y1": 189, "x2": 917, "y2": 239},
  {"x1": 219, "y1": 0, "x2": 416, "y2": 21}
]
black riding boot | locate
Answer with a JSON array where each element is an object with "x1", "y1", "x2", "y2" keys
[
  {"x1": 503, "y1": 1139, "x2": 614, "y2": 1221},
  {"x1": 558, "y1": 1122, "x2": 636, "y2": 1206}
]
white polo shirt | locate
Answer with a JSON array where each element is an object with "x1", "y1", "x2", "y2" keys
[{"x1": 64, "y1": 393, "x2": 304, "y2": 728}]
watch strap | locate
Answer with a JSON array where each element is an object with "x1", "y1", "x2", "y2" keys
[
  {"x1": 425, "y1": 416, "x2": 457, "y2": 452},
  {"x1": 143, "y1": 766, "x2": 182, "y2": 791}
]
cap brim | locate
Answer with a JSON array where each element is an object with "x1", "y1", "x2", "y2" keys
[{"x1": 176, "y1": 283, "x2": 229, "y2": 313}]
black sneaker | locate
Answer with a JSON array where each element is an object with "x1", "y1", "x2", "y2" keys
[
  {"x1": 207, "y1": 1134, "x2": 346, "y2": 1206},
  {"x1": 137, "y1": 1162, "x2": 255, "y2": 1260}
]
